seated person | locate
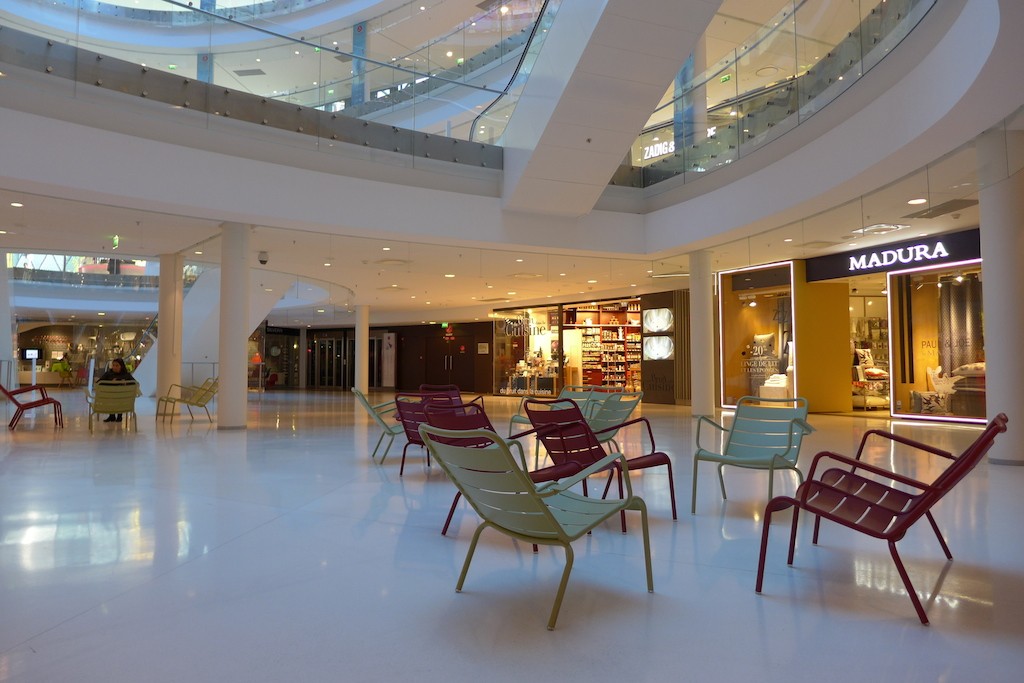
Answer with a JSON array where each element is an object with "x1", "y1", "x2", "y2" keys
[{"x1": 97, "y1": 357, "x2": 136, "y2": 422}]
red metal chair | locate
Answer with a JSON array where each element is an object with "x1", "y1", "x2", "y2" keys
[
  {"x1": 418, "y1": 383, "x2": 484, "y2": 410},
  {"x1": 0, "y1": 383, "x2": 64, "y2": 430},
  {"x1": 522, "y1": 398, "x2": 677, "y2": 531},
  {"x1": 424, "y1": 402, "x2": 583, "y2": 536},
  {"x1": 756, "y1": 413, "x2": 1008, "y2": 624}
]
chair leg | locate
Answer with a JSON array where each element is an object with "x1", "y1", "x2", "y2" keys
[
  {"x1": 755, "y1": 496, "x2": 798, "y2": 593},
  {"x1": 442, "y1": 492, "x2": 462, "y2": 536},
  {"x1": 203, "y1": 405, "x2": 213, "y2": 423},
  {"x1": 547, "y1": 543, "x2": 575, "y2": 630},
  {"x1": 888, "y1": 540, "x2": 930, "y2": 624},
  {"x1": 925, "y1": 511, "x2": 953, "y2": 560},
  {"x1": 379, "y1": 433, "x2": 394, "y2": 463},
  {"x1": 786, "y1": 504, "x2": 800, "y2": 565},
  {"x1": 717, "y1": 463, "x2": 728, "y2": 500},
  {"x1": 812, "y1": 514, "x2": 822, "y2": 544},
  {"x1": 634, "y1": 497, "x2": 654, "y2": 593},
  {"x1": 690, "y1": 456, "x2": 700, "y2": 514},
  {"x1": 371, "y1": 431, "x2": 387, "y2": 458},
  {"x1": 664, "y1": 460, "x2": 678, "y2": 520},
  {"x1": 399, "y1": 442, "x2": 412, "y2": 476},
  {"x1": 10, "y1": 407, "x2": 24, "y2": 430},
  {"x1": 456, "y1": 522, "x2": 490, "y2": 592}
]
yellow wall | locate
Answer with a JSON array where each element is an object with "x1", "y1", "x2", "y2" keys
[{"x1": 793, "y1": 261, "x2": 852, "y2": 413}]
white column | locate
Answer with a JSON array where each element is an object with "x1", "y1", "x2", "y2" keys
[
  {"x1": 298, "y1": 327, "x2": 307, "y2": 389},
  {"x1": 977, "y1": 128, "x2": 1023, "y2": 464},
  {"x1": 218, "y1": 223, "x2": 250, "y2": 429},
  {"x1": 157, "y1": 253, "x2": 184, "y2": 401},
  {"x1": 689, "y1": 250, "x2": 716, "y2": 417},
  {"x1": 355, "y1": 305, "x2": 370, "y2": 393},
  {"x1": 0, "y1": 252, "x2": 14, "y2": 386}
]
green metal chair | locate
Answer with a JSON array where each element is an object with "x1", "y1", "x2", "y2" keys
[
  {"x1": 420, "y1": 424, "x2": 654, "y2": 630},
  {"x1": 86, "y1": 381, "x2": 140, "y2": 432},
  {"x1": 586, "y1": 390, "x2": 644, "y2": 453},
  {"x1": 352, "y1": 388, "x2": 403, "y2": 460},
  {"x1": 691, "y1": 396, "x2": 813, "y2": 514},
  {"x1": 156, "y1": 377, "x2": 218, "y2": 423}
]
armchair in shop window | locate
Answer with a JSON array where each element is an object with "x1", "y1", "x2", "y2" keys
[
  {"x1": 352, "y1": 388, "x2": 403, "y2": 460},
  {"x1": 0, "y1": 383, "x2": 64, "y2": 431},
  {"x1": 419, "y1": 424, "x2": 654, "y2": 630},
  {"x1": 691, "y1": 396, "x2": 813, "y2": 514}
]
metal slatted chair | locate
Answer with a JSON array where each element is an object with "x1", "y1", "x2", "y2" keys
[
  {"x1": 424, "y1": 402, "x2": 583, "y2": 536},
  {"x1": 156, "y1": 377, "x2": 218, "y2": 423},
  {"x1": 86, "y1": 381, "x2": 140, "y2": 432},
  {"x1": 523, "y1": 398, "x2": 677, "y2": 531},
  {"x1": 0, "y1": 383, "x2": 63, "y2": 430},
  {"x1": 586, "y1": 391, "x2": 644, "y2": 453},
  {"x1": 756, "y1": 413, "x2": 1007, "y2": 624},
  {"x1": 419, "y1": 424, "x2": 654, "y2": 630},
  {"x1": 691, "y1": 396, "x2": 813, "y2": 514},
  {"x1": 352, "y1": 388, "x2": 403, "y2": 460}
]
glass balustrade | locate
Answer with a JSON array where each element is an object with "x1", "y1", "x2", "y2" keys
[
  {"x1": 617, "y1": 0, "x2": 935, "y2": 188},
  {"x1": 1, "y1": 0, "x2": 933, "y2": 184}
]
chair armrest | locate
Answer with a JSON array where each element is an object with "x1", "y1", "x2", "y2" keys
[
  {"x1": 695, "y1": 415, "x2": 727, "y2": 450},
  {"x1": 505, "y1": 438, "x2": 530, "y2": 472},
  {"x1": 854, "y1": 429, "x2": 954, "y2": 461},
  {"x1": 803, "y1": 450, "x2": 931, "y2": 493},
  {"x1": 9, "y1": 384, "x2": 46, "y2": 398},
  {"x1": 372, "y1": 399, "x2": 396, "y2": 412},
  {"x1": 592, "y1": 416, "x2": 657, "y2": 451},
  {"x1": 538, "y1": 452, "x2": 629, "y2": 496}
]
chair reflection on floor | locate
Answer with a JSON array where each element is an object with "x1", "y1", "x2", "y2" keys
[{"x1": 419, "y1": 424, "x2": 654, "y2": 630}]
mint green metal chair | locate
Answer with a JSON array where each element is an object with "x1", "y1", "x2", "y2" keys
[
  {"x1": 420, "y1": 424, "x2": 654, "y2": 630},
  {"x1": 691, "y1": 396, "x2": 813, "y2": 514},
  {"x1": 586, "y1": 390, "x2": 643, "y2": 453},
  {"x1": 352, "y1": 388, "x2": 403, "y2": 460}
]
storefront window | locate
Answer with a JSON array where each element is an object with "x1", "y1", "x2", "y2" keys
[
  {"x1": 719, "y1": 263, "x2": 794, "y2": 407},
  {"x1": 889, "y1": 259, "x2": 985, "y2": 422},
  {"x1": 850, "y1": 294, "x2": 891, "y2": 411},
  {"x1": 562, "y1": 300, "x2": 641, "y2": 390},
  {"x1": 493, "y1": 307, "x2": 562, "y2": 396}
]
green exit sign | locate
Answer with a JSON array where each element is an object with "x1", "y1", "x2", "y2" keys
[{"x1": 720, "y1": 74, "x2": 732, "y2": 83}]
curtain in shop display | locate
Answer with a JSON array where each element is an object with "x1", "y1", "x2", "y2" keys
[{"x1": 938, "y1": 277, "x2": 984, "y2": 371}]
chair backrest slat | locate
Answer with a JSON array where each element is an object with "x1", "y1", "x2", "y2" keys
[
  {"x1": 723, "y1": 397, "x2": 809, "y2": 461},
  {"x1": 524, "y1": 399, "x2": 607, "y2": 468}
]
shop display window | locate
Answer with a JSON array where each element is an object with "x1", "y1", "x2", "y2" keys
[
  {"x1": 562, "y1": 299, "x2": 641, "y2": 390},
  {"x1": 493, "y1": 306, "x2": 562, "y2": 396},
  {"x1": 889, "y1": 260, "x2": 985, "y2": 422},
  {"x1": 850, "y1": 296, "x2": 890, "y2": 410},
  {"x1": 718, "y1": 263, "x2": 794, "y2": 407}
]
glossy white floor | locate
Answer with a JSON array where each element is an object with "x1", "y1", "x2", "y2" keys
[{"x1": 1, "y1": 390, "x2": 1021, "y2": 683}]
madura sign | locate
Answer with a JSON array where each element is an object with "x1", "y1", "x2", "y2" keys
[
  {"x1": 805, "y1": 229, "x2": 980, "y2": 281},
  {"x1": 848, "y1": 242, "x2": 949, "y2": 271}
]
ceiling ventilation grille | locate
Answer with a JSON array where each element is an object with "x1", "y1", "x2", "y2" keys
[{"x1": 903, "y1": 198, "x2": 978, "y2": 219}]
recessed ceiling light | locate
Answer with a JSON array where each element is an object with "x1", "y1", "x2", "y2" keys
[
  {"x1": 444, "y1": 274, "x2": 455, "y2": 278},
  {"x1": 425, "y1": 301, "x2": 431, "y2": 305},
  {"x1": 194, "y1": 250, "x2": 203, "y2": 255},
  {"x1": 324, "y1": 262, "x2": 332, "y2": 267},
  {"x1": 10, "y1": 202, "x2": 23, "y2": 208},
  {"x1": 515, "y1": 258, "x2": 524, "y2": 263},
  {"x1": 507, "y1": 291, "x2": 516, "y2": 295},
  {"x1": 783, "y1": 238, "x2": 793, "y2": 243},
  {"x1": 559, "y1": 273, "x2": 566, "y2": 276},
  {"x1": 317, "y1": 309, "x2": 325, "y2": 313},
  {"x1": 587, "y1": 279, "x2": 597, "y2": 284},
  {"x1": 907, "y1": 198, "x2": 928, "y2": 205},
  {"x1": 391, "y1": 284, "x2": 398, "y2": 288},
  {"x1": 97, "y1": 312, "x2": 106, "y2": 316},
  {"x1": 264, "y1": 288, "x2": 273, "y2": 292},
  {"x1": 382, "y1": 247, "x2": 391, "y2": 251}
]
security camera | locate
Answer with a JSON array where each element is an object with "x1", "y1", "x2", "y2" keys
[{"x1": 258, "y1": 251, "x2": 268, "y2": 265}]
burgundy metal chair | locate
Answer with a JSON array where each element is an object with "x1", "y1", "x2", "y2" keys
[
  {"x1": 418, "y1": 384, "x2": 485, "y2": 410},
  {"x1": 756, "y1": 413, "x2": 1008, "y2": 624},
  {"x1": 424, "y1": 402, "x2": 583, "y2": 536},
  {"x1": 393, "y1": 392, "x2": 458, "y2": 476},
  {"x1": 0, "y1": 383, "x2": 64, "y2": 430},
  {"x1": 522, "y1": 398, "x2": 677, "y2": 531}
]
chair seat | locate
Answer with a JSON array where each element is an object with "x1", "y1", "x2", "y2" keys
[
  {"x1": 529, "y1": 461, "x2": 582, "y2": 483},
  {"x1": 619, "y1": 451, "x2": 672, "y2": 471},
  {"x1": 800, "y1": 469, "x2": 917, "y2": 538}
]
